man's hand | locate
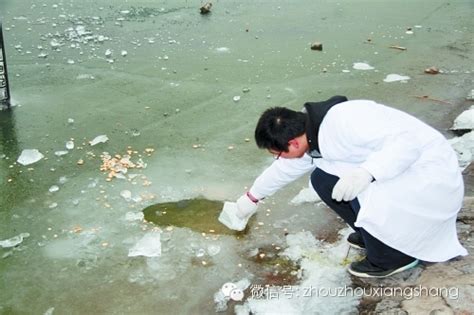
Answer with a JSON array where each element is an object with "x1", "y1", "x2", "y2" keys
[
  {"x1": 332, "y1": 168, "x2": 373, "y2": 202},
  {"x1": 218, "y1": 193, "x2": 258, "y2": 231}
]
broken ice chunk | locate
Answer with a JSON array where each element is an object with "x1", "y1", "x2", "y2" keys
[
  {"x1": 17, "y1": 149, "x2": 44, "y2": 165},
  {"x1": 128, "y1": 232, "x2": 161, "y2": 257},
  {"x1": 383, "y1": 74, "x2": 410, "y2": 82},
  {"x1": 120, "y1": 190, "x2": 132, "y2": 201},
  {"x1": 0, "y1": 232, "x2": 30, "y2": 248},
  {"x1": 451, "y1": 106, "x2": 474, "y2": 131},
  {"x1": 66, "y1": 140, "x2": 74, "y2": 150},
  {"x1": 49, "y1": 185, "x2": 59, "y2": 193},
  {"x1": 54, "y1": 151, "x2": 68, "y2": 157},
  {"x1": 124, "y1": 211, "x2": 144, "y2": 222},
  {"x1": 89, "y1": 135, "x2": 109, "y2": 146},
  {"x1": 352, "y1": 62, "x2": 374, "y2": 70}
]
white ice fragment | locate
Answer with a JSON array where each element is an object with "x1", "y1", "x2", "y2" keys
[
  {"x1": 49, "y1": 185, "x2": 60, "y2": 193},
  {"x1": 38, "y1": 52, "x2": 48, "y2": 58},
  {"x1": 451, "y1": 106, "x2": 474, "y2": 130},
  {"x1": 467, "y1": 89, "x2": 474, "y2": 101},
  {"x1": 215, "y1": 47, "x2": 230, "y2": 53},
  {"x1": 58, "y1": 176, "x2": 67, "y2": 184},
  {"x1": 406, "y1": 30, "x2": 414, "y2": 35},
  {"x1": 290, "y1": 187, "x2": 321, "y2": 205},
  {"x1": 67, "y1": 59, "x2": 75, "y2": 65},
  {"x1": 54, "y1": 151, "x2": 68, "y2": 157},
  {"x1": 66, "y1": 140, "x2": 74, "y2": 150},
  {"x1": 75, "y1": 25, "x2": 87, "y2": 36},
  {"x1": 121, "y1": 50, "x2": 128, "y2": 57},
  {"x1": 124, "y1": 211, "x2": 144, "y2": 221},
  {"x1": 89, "y1": 135, "x2": 109, "y2": 146},
  {"x1": 163, "y1": 55, "x2": 169, "y2": 60},
  {"x1": 97, "y1": 35, "x2": 106, "y2": 43},
  {"x1": 67, "y1": 118, "x2": 74, "y2": 124},
  {"x1": 233, "y1": 96, "x2": 241, "y2": 102},
  {"x1": 352, "y1": 62, "x2": 374, "y2": 70},
  {"x1": 0, "y1": 233, "x2": 30, "y2": 248},
  {"x1": 128, "y1": 232, "x2": 162, "y2": 257},
  {"x1": 17, "y1": 149, "x2": 44, "y2": 165},
  {"x1": 105, "y1": 49, "x2": 112, "y2": 57},
  {"x1": 120, "y1": 190, "x2": 132, "y2": 201},
  {"x1": 383, "y1": 74, "x2": 410, "y2": 82},
  {"x1": 207, "y1": 244, "x2": 221, "y2": 256},
  {"x1": 49, "y1": 202, "x2": 58, "y2": 209},
  {"x1": 43, "y1": 307, "x2": 55, "y2": 315},
  {"x1": 50, "y1": 39, "x2": 61, "y2": 48},
  {"x1": 449, "y1": 131, "x2": 474, "y2": 169},
  {"x1": 120, "y1": 10, "x2": 130, "y2": 15}
]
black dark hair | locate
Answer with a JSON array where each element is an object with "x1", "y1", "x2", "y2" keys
[{"x1": 254, "y1": 107, "x2": 307, "y2": 152}]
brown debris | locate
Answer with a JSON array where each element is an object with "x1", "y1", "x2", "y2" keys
[
  {"x1": 200, "y1": 2, "x2": 212, "y2": 14},
  {"x1": 389, "y1": 45, "x2": 407, "y2": 51},
  {"x1": 424, "y1": 66, "x2": 439, "y2": 74}
]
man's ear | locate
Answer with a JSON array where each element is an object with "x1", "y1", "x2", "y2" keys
[{"x1": 288, "y1": 138, "x2": 299, "y2": 148}]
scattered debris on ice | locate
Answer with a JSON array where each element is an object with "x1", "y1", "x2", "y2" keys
[
  {"x1": 128, "y1": 232, "x2": 162, "y2": 257},
  {"x1": 236, "y1": 229, "x2": 359, "y2": 314},
  {"x1": 17, "y1": 149, "x2": 44, "y2": 165},
  {"x1": 0, "y1": 233, "x2": 30, "y2": 248},
  {"x1": 383, "y1": 74, "x2": 410, "y2": 82}
]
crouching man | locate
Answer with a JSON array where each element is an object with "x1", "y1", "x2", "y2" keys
[{"x1": 219, "y1": 96, "x2": 468, "y2": 278}]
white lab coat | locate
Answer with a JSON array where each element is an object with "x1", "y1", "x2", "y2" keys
[{"x1": 249, "y1": 100, "x2": 468, "y2": 262}]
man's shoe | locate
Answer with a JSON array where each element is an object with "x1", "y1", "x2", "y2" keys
[
  {"x1": 348, "y1": 257, "x2": 419, "y2": 278},
  {"x1": 347, "y1": 232, "x2": 365, "y2": 249}
]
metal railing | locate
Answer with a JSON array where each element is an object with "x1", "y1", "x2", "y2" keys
[{"x1": 0, "y1": 22, "x2": 11, "y2": 107}]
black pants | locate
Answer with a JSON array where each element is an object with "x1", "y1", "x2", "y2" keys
[{"x1": 311, "y1": 168, "x2": 415, "y2": 269}]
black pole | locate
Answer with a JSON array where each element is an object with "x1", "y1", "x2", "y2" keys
[{"x1": 0, "y1": 22, "x2": 11, "y2": 107}]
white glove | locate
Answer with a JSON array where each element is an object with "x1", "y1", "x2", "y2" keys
[
  {"x1": 332, "y1": 168, "x2": 373, "y2": 202},
  {"x1": 218, "y1": 194, "x2": 258, "y2": 231}
]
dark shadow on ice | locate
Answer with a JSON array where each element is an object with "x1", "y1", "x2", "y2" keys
[{"x1": 142, "y1": 198, "x2": 249, "y2": 236}]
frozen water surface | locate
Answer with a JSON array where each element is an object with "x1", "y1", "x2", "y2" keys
[{"x1": 0, "y1": 0, "x2": 473, "y2": 314}]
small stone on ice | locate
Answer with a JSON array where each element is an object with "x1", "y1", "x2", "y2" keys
[{"x1": 121, "y1": 50, "x2": 127, "y2": 57}]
